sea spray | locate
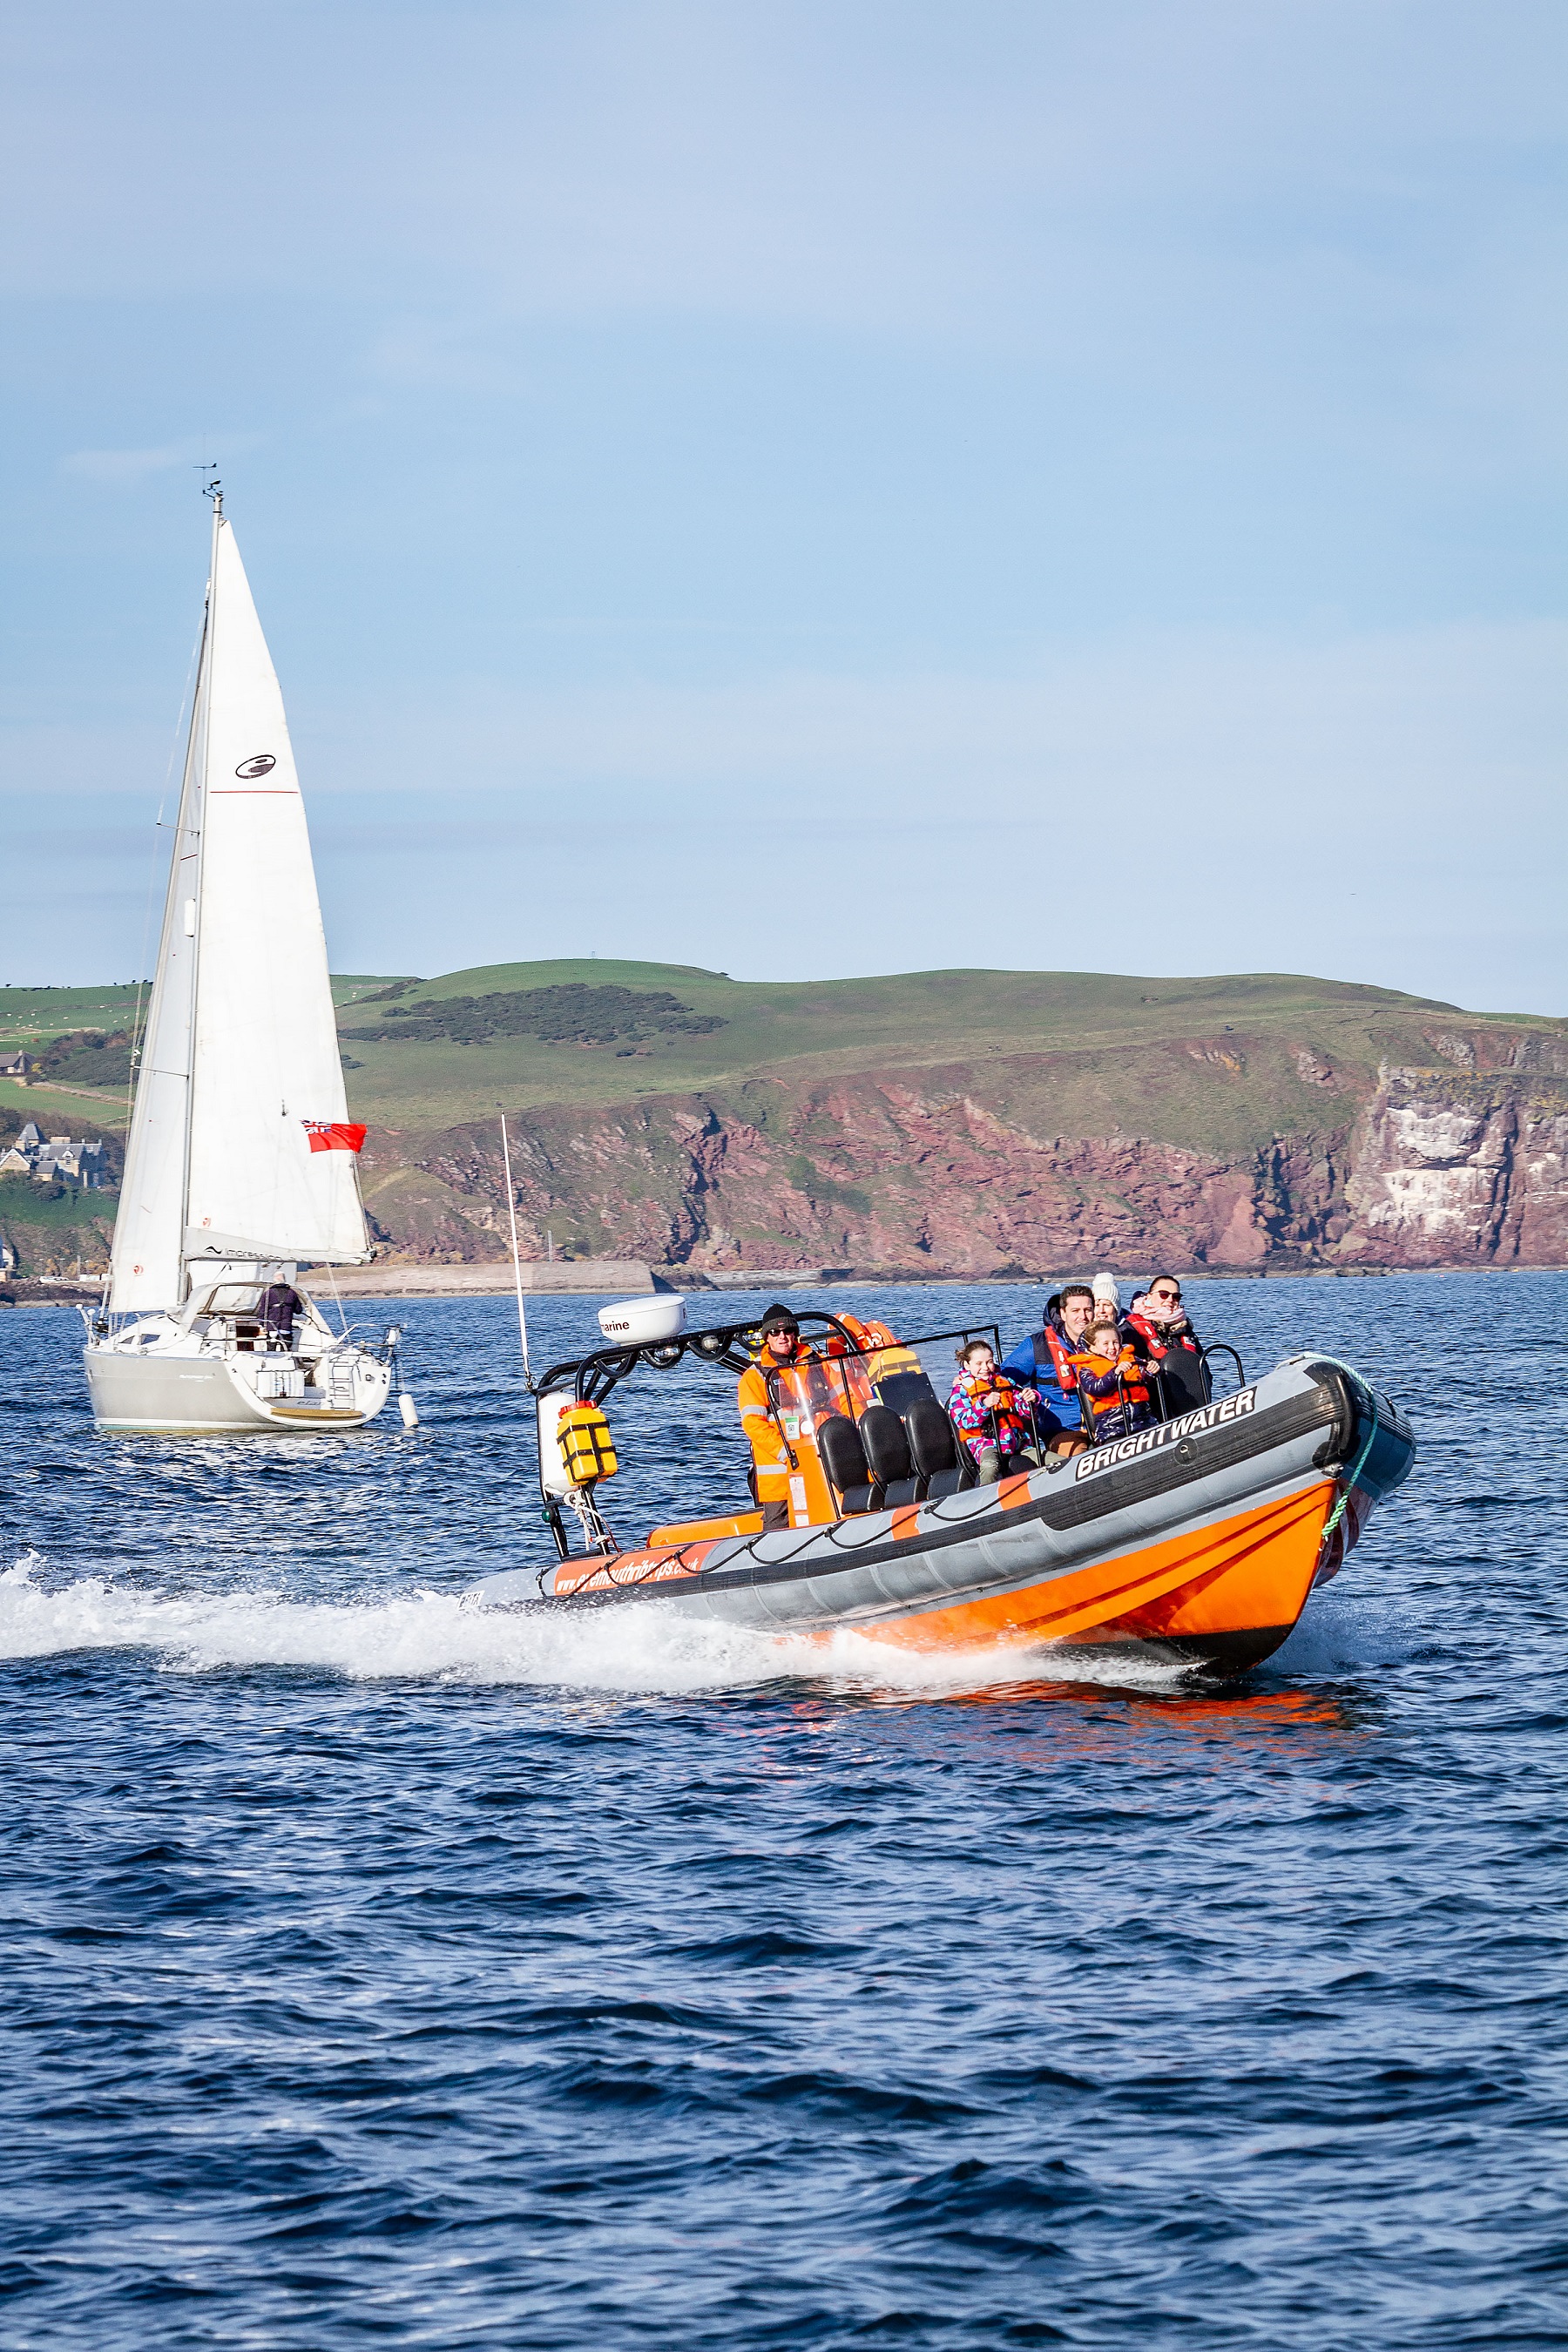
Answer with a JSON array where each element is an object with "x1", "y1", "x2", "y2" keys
[{"x1": 0, "y1": 1554, "x2": 1191, "y2": 1696}]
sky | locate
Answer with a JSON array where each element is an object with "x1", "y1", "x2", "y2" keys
[{"x1": 1, "y1": 0, "x2": 1564, "y2": 1012}]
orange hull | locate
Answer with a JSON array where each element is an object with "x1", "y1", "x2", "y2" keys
[{"x1": 850, "y1": 1478, "x2": 1336, "y2": 1668}]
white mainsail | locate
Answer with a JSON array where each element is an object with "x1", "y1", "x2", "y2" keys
[
  {"x1": 109, "y1": 504, "x2": 368, "y2": 1313},
  {"x1": 109, "y1": 628, "x2": 208, "y2": 1311}
]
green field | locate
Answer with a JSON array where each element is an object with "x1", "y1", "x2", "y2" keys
[
  {"x1": 324, "y1": 958, "x2": 1556, "y2": 1158},
  {"x1": 0, "y1": 975, "x2": 409, "y2": 1138},
  {"x1": 1, "y1": 958, "x2": 1557, "y2": 1159}
]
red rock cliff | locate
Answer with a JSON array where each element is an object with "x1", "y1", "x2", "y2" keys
[{"x1": 356, "y1": 1023, "x2": 1568, "y2": 1272}]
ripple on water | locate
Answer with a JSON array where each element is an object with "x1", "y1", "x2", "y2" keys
[{"x1": 1, "y1": 1276, "x2": 1566, "y2": 2349}]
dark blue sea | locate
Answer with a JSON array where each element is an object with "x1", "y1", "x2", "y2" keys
[{"x1": 2, "y1": 1272, "x2": 1565, "y2": 2349}]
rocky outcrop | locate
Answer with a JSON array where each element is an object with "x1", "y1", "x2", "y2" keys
[
  {"x1": 355, "y1": 1042, "x2": 1568, "y2": 1274},
  {"x1": 1339, "y1": 1067, "x2": 1568, "y2": 1267}
]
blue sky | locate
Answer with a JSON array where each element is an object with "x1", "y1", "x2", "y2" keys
[{"x1": 2, "y1": 0, "x2": 1564, "y2": 1011}]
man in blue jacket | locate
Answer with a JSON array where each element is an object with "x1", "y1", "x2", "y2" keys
[{"x1": 1004, "y1": 1283, "x2": 1095, "y2": 1450}]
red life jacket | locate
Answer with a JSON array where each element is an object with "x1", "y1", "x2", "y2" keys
[
  {"x1": 1125, "y1": 1310, "x2": 1200, "y2": 1362},
  {"x1": 1034, "y1": 1324, "x2": 1080, "y2": 1392}
]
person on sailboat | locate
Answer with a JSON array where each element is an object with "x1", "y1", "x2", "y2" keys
[{"x1": 256, "y1": 1279, "x2": 305, "y2": 1349}]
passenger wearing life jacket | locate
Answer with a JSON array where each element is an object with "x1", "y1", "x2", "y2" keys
[
  {"x1": 1125, "y1": 1274, "x2": 1207, "y2": 1416},
  {"x1": 1071, "y1": 1315, "x2": 1156, "y2": 1445},
  {"x1": 947, "y1": 1341, "x2": 1043, "y2": 1484},
  {"x1": 736, "y1": 1303, "x2": 818, "y2": 1531},
  {"x1": 1004, "y1": 1282, "x2": 1094, "y2": 1451}
]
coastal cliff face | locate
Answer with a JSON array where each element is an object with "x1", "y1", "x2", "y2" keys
[
  {"x1": 1339, "y1": 1060, "x2": 1568, "y2": 1268},
  {"x1": 356, "y1": 1023, "x2": 1568, "y2": 1274}
]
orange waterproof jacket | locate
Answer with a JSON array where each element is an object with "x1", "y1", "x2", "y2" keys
[{"x1": 736, "y1": 1344, "x2": 818, "y2": 1502}]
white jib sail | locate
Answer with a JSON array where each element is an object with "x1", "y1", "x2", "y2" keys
[{"x1": 110, "y1": 510, "x2": 368, "y2": 1310}]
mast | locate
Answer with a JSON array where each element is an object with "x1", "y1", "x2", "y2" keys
[
  {"x1": 178, "y1": 479, "x2": 222, "y2": 1288},
  {"x1": 106, "y1": 484, "x2": 218, "y2": 1314}
]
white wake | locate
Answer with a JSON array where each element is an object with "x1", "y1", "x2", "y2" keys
[{"x1": 0, "y1": 1554, "x2": 1192, "y2": 1697}]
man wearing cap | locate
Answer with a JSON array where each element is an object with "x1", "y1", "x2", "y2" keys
[{"x1": 737, "y1": 1304, "x2": 815, "y2": 1530}]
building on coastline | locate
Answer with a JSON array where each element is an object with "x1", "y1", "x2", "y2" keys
[
  {"x1": 0, "y1": 1051, "x2": 33, "y2": 1080},
  {"x1": 0, "y1": 1125, "x2": 108, "y2": 1187}
]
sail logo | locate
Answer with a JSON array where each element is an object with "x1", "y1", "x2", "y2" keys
[{"x1": 235, "y1": 754, "x2": 276, "y2": 778}]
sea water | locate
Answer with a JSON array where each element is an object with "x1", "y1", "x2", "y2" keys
[{"x1": 0, "y1": 1274, "x2": 1564, "y2": 2349}]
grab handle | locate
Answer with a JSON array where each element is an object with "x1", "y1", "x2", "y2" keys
[{"x1": 1199, "y1": 1342, "x2": 1246, "y2": 1396}]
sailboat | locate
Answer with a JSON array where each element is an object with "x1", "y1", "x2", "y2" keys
[{"x1": 82, "y1": 486, "x2": 399, "y2": 1434}]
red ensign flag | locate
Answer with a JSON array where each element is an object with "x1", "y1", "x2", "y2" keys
[{"x1": 302, "y1": 1121, "x2": 368, "y2": 1154}]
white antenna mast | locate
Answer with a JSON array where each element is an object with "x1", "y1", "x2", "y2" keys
[{"x1": 500, "y1": 1116, "x2": 532, "y2": 1389}]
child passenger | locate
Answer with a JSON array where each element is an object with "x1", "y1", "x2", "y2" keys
[
  {"x1": 1072, "y1": 1316, "x2": 1156, "y2": 1445},
  {"x1": 948, "y1": 1341, "x2": 1044, "y2": 1484}
]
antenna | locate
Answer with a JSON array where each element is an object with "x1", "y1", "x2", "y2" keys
[
  {"x1": 197, "y1": 463, "x2": 221, "y2": 516},
  {"x1": 500, "y1": 1116, "x2": 532, "y2": 1389}
]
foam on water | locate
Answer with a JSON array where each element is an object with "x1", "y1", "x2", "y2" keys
[{"x1": 0, "y1": 1553, "x2": 1196, "y2": 1697}]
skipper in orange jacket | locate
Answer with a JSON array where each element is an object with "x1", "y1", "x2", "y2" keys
[{"x1": 736, "y1": 1303, "x2": 817, "y2": 1529}]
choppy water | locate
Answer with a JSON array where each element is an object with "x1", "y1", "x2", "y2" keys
[{"x1": 1, "y1": 1273, "x2": 1565, "y2": 2349}]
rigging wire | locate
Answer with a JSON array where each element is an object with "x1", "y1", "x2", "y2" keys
[{"x1": 499, "y1": 1116, "x2": 531, "y2": 1389}]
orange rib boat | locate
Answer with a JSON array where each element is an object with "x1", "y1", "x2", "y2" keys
[{"x1": 468, "y1": 1306, "x2": 1415, "y2": 1680}]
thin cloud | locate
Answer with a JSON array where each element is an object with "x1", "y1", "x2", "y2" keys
[
  {"x1": 60, "y1": 436, "x2": 260, "y2": 485},
  {"x1": 61, "y1": 443, "x2": 197, "y2": 484}
]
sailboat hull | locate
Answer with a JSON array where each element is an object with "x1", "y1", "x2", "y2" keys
[{"x1": 83, "y1": 1343, "x2": 389, "y2": 1434}]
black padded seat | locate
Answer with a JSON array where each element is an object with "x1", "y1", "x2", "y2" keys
[
  {"x1": 858, "y1": 1405, "x2": 921, "y2": 1509},
  {"x1": 875, "y1": 1368, "x2": 943, "y2": 1417},
  {"x1": 904, "y1": 1396, "x2": 956, "y2": 1476},
  {"x1": 902, "y1": 1394, "x2": 974, "y2": 1497},
  {"x1": 818, "y1": 1412, "x2": 879, "y2": 1515},
  {"x1": 859, "y1": 1405, "x2": 912, "y2": 1485}
]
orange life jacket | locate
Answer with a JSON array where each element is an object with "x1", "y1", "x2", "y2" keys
[
  {"x1": 736, "y1": 1342, "x2": 838, "y2": 1526},
  {"x1": 1070, "y1": 1344, "x2": 1150, "y2": 1427}
]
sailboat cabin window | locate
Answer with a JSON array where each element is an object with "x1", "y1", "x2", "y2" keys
[{"x1": 200, "y1": 1285, "x2": 268, "y2": 1316}]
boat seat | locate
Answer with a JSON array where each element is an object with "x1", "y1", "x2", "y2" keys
[
  {"x1": 818, "y1": 1412, "x2": 880, "y2": 1516},
  {"x1": 875, "y1": 1368, "x2": 942, "y2": 1416},
  {"x1": 859, "y1": 1404, "x2": 921, "y2": 1508},
  {"x1": 904, "y1": 1396, "x2": 975, "y2": 1498}
]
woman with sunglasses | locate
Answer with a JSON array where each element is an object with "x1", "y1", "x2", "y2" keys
[{"x1": 1125, "y1": 1275, "x2": 1207, "y2": 1416}]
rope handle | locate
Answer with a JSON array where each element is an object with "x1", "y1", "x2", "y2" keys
[{"x1": 1313, "y1": 1355, "x2": 1381, "y2": 1545}]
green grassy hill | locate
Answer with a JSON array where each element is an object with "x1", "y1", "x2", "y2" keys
[
  {"x1": 0, "y1": 976, "x2": 409, "y2": 1136},
  {"x1": 3, "y1": 960, "x2": 1564, "y2": 1274},
  {"x1": 325, "y1": 957, "x2": 1545, "y2": 1151},
  {"x1": 1, "y1": 958, "x2": 1553, "y2": 1158}
]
